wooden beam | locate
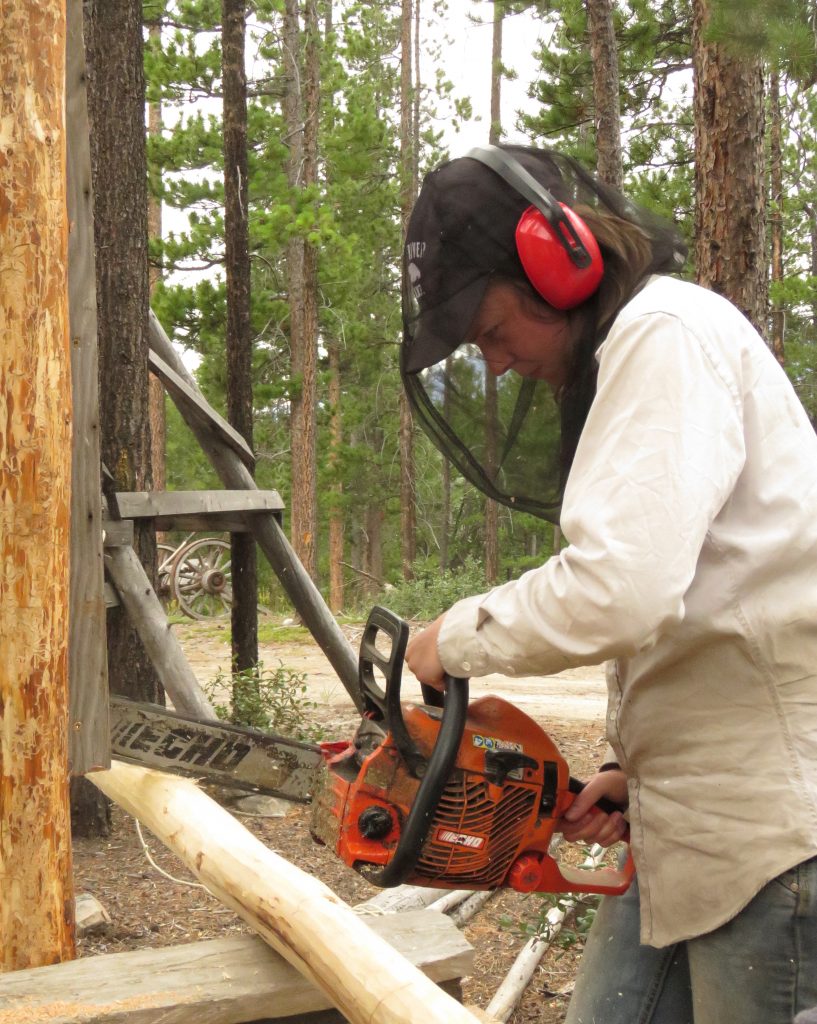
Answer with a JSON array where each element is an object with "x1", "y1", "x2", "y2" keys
[
  {"x1": 66, "y1": 0, "x2": 109, "y2": 775},
  {"x1": 101, "y1": 518, "x2": 134, "y2": 548},
  {"x1": 104, "y1": 546, "x2": 217, "y2": 721},
  {"x1": 148, "y1": 350, "x2": 255, "y2": 469},
  {"x1": 148, "y1": 311, "x2": 362, "y2": 713},
  {"x1": 114, "y1": 488, "x2": 284, "y2": 532},
  {"x1": 0, "y1": 0, "x2": 75, "y2": 970},
  {"x1": 89, "y1": 761, "x2": 487, "y2": 1024},
  {"x1": 0, "y1": 911, "x2": 473, "y2": 1024}
]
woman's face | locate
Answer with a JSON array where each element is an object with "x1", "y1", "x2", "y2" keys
[{"x1": 466, "y1": 280, "x2": 573, "y2": 390}]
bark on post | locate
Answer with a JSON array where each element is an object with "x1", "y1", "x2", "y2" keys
[{"x1": 0, "y1": 0, "x2": 76, "y2": 970}]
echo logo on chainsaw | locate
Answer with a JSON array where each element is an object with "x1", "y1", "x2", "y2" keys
[
  {"x1": 473, "y1": 734, "x2": 523, "y2": 753},
  {"x1": 436, "y1": 828, "x2": 486, "y2": 849}
]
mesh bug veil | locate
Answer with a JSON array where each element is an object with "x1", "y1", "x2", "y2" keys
[{"x1": 401, "y1": 145, "x2": 686, "y2": 523}]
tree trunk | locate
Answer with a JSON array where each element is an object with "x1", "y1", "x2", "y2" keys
[
  {"x1": 77, "y1": 0, "x2": 163, "y2": 836},
  {"x1": 328, "y1": 338, "x2": 345, "y2": 612},
  {"x1": 0, "y1": 0, "x2": 76, "y2": 970},
  {"x1": 692, "y1": 0, "x2": 767, "y2": 332},
  {"x1": 484, "y1": 3, "x2": 502, "y2": 586},
  {"x1": 585, "y1": 0, "x2": 623, "y2": 189},
  {"x1": 223, "y1": 0, "x2": 258, "y2": 673},
  {"x1": 769, "y1": 67, "x2": 785, "y2": 364},
  {"x1": 147, "y1": 19, "x2": 166, "y2": 493},
  {"x1": 440, "y1": 359, "x2": 453, "y2": 572},
  {"x1": 364, "y1": 502, "x2": 384, "y2": 598},
  {"x1": 284, "y1": 0, "x2": 319, "y2": 582},
  {"x1": 399, "y1": 0, "x2": 417, "y2": 579}
]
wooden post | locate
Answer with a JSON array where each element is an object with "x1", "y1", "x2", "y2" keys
[
  {"x1": 66, "y1": 0, "x2": 109, "y2": 773},
  {"x1": 0, "y1": 0, "x2": 76, "y2": 970}
]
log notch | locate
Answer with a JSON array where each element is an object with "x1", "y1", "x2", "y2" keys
[{"x1": 0, "y1": 0, "x2": 75, "y2": 969}]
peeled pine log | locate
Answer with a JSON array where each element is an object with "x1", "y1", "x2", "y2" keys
[
  {"x1": 0, "y1": 0, "x2": 75, "y2": 971},
  {"x1": 91, "y1": 761, "x2": 492, "y2": 1024}
]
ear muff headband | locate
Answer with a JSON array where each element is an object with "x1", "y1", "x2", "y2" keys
[{"x1": 465, "y1": 145, "x2": 604, "y2": 310}]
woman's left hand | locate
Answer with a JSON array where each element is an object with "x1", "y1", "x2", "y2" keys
[{"x1": 405, "y1": 613, "x2": 447, "y2": 689}]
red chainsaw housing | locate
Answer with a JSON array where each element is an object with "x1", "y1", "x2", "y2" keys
[{"x1": 311, "y1": 695, "x2": 633, "y2": 896}]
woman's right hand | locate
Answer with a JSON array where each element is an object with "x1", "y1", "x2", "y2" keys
[{"x1": 558, "y1": 769, "x2": 629, "y2": 848}]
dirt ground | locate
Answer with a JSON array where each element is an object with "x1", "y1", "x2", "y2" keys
[{"x1": 73, "y1": 620, "x2": 612, "y2": 1023}]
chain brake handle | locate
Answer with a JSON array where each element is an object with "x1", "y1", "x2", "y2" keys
[{"x1": 358, "y1": 605, "x2": 439, "y2": 776}]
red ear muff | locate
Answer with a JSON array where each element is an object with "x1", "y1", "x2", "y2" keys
[{"x1": 516, "y1": 203, "x2": 604, "y2": 310}]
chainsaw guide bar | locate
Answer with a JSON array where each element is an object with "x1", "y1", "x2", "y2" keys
[{"x1": 109, "y1": 696, "x2": 321, "y2": 802}]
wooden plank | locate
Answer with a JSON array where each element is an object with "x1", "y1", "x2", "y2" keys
[
  {"x1": 103, "y1": 582, "x2": 120, "y2": 609},
  {"x1": 109, "y1": 697, "x2": 321, "y2": 801},
  {"x1": 105, "y1": 546, "x2": 217, "y2": 721},
  {"x1": 148, "y1": 312, "x2": 362, "y2": 713},
  {"x1": 149, "y1": 350, "x2": 255, "y2": 469},
  {"x1": 66, "y1": 0, "x2": 109, "y2": 774},
  {"x1": 0, "y1": 911, "x2": 474, "y2": 1024},
  {"x1": 88, "y1": 762, "x2": 485, "y2": 1024},
  {"x1": 115, "y1": 489, "x2": 284, "y2": 532}
]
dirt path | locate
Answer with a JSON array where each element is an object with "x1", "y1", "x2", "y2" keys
[{"x1": 175, "y1": 619, "x2": 608, "y2": 729}]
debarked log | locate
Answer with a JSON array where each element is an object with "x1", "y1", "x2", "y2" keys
[{"x1": 89, "y1": 761, "x2": 490, "y2": 1024}]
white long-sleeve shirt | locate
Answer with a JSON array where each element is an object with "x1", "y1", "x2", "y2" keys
[{"x1": 437, "y1": 275, "x2": 817, "y2": 946}]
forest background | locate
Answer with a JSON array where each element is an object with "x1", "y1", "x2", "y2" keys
[{"x1": 128, "y1": 0, "x2": 817, "y2": 633}]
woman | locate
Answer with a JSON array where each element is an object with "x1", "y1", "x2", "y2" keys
[{"x1": 400, "y1": 144, "x2": 817, "y2": 1023}]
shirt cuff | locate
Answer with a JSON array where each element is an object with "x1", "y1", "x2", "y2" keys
[{"x1": 437, "y1": 594, "x2": 492, "y2": 678}]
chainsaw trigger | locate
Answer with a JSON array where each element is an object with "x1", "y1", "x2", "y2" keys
[{"x1": 484, "y1": 749, "x2": 539, "y2": 786}]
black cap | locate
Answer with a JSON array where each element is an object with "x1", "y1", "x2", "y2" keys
[{"x1": 402, "y1": 148, "x2": 572, "y2": 373}]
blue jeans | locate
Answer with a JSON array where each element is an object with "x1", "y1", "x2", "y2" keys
[{"x1": 565, "y1": 855, "x2": 817, "y2": 1024}]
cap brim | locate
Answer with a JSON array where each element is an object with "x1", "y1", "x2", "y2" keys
[{"x1": 402, "y1": 275, "x2": 491, "y2": 374}]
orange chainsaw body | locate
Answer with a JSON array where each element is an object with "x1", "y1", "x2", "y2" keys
[{"x1": 313, "y1": 692, "x2": 633, "y2": 897}]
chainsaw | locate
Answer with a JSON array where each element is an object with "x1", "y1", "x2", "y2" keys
[{"x1": 309, "y1": 606, "x2": 634, "y2": 897}]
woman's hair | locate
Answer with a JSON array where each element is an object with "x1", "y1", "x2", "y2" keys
[{"x1": 503, "y1": 187, "x2": 687, "y2": 488}]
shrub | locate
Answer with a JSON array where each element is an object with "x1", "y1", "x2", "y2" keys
[{"x1": 204, "y1": 661, "x2": 323, "y2": 742}]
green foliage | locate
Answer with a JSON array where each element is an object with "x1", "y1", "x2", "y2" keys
[
  {"x1": 501, "y1": 892, "x2": 601, "y2": 951},
  {"x1": 204, "y1": 661, "x2": 323, "y2": 741},
  {"x1": 370, "y1": 556, "x2": 488, "y2": 621},
  {"x1": 707, "y1": 0, "x2": 817, "y2": 83}
]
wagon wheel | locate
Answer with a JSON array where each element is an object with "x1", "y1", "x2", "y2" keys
[
  {"x1": 156, "y1": 543, "x2": 177, "y2": 603},
  {"x1": 172, "y1": 537, "x2": 233, "y2": 620}
]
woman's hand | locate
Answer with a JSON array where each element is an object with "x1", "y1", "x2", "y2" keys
[
  {"x1": 404, "y1": 613, "x2": 447, "y2": 689},
  {"x1": 558, "y1": 769, "x2": 629, "y2": 848}
]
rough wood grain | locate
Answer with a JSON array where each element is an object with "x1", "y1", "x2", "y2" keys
[
  {"x1": 0, "y1": 0, "x2": 76, "y2": 970},
  {"x1": 66, "y1": 0, "x2": 109, "y2": 775},
  {"x1": 89, "y1": 762, "x2": 487, "y2": 1024},
  {"x1": 0, "y1": 911, "x2": 473, "y2": 1024},
  {"x1": 104, "y1": 546, "x2": 217, "y2": 721}
]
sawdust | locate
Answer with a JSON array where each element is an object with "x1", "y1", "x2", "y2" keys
[{"x1": 72, "y1": 622, "x2": 610, "y2": 1024}]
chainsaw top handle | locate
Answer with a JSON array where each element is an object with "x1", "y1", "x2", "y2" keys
[
  {"x1": 359, "y1": 605, "x2": 451, "y2": 777},
  {"x1": 358, "y1": 606, "x2": 469, "y2": 888}
]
